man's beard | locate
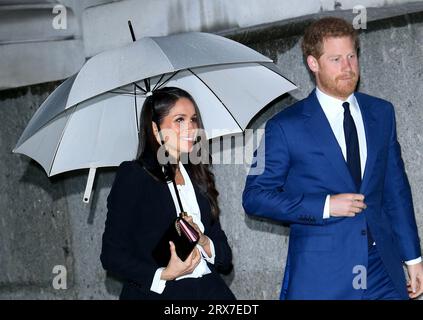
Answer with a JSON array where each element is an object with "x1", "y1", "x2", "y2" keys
[{"x1": 320, "y1": 72, "x2": 359, "y2": 99}]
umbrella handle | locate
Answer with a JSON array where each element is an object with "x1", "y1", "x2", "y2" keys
[{"x1": 83, "y1": 167, "x2": 97, "y2": 203}]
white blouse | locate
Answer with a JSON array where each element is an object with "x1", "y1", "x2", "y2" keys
[{"x1": 150, "y1": 162, "x2": 216, "y2": 294}]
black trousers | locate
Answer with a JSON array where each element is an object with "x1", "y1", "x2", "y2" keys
[{"x1": 120, "y1": 271, "x2": 235, "y2": 300}]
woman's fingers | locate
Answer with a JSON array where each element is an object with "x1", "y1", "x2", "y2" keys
[
  {"x1": 169, "y1": 241, "x2": 179, "y2": 260},
  {"x1": 184, "y1": 216, "x2": 199, "y2": 230},
  {"x1": 184, "y1": 216, "x2": 194, "y2": 224},
  {"x1": 168, "y1": 239, "x2": 204, "y2": 277},
  {"x1": 183, "y1": 216, "x2": 203, "y2": 236},
  {"x1": 169, "y1": 241, "x2": 175, "y2": 253},
  {"x1": 187, "y1": 248, "x2": 201, "y2": 272}
]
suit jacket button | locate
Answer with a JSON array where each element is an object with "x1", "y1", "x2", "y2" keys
[{"x1": 361, "y1": 229, "x2": 367, "y2": 236}]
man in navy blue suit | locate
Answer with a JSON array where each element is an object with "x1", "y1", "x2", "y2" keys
[{"x1": 243, "y1": 17, "x2": 423, "y2": 299}]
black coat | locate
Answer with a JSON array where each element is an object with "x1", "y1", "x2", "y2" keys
[{"x1": 100, "y1": 159, "x2": 235, "y2": 300}]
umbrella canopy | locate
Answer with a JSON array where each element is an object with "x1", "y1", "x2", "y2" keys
[{"x1": 13, "y1": 32, "x2": 296, "y2": 202}]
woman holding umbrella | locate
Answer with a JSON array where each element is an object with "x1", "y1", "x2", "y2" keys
[{"x1": 100, "y1": 87, "x2": 235, "y2": 300}]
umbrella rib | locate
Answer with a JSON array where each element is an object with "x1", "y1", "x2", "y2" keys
[
  {"x1": 134, "y1": 83, "x2": 147, "y2": 93},
  {"x1": 187, "y1": 68, "x2": 243, "y2": 132},
  {"x1": 155, "y1": 70, "x2": 181, "y2": 90},
  {"x1": 152, "y1": 73, "x2": 165, "y2": 91},
  {"x1": 260, "y1": 62, "x2": 297, "y2": 87},
  {"x1": 110, "y1": 89, "x2": 134, "y2": 95}
]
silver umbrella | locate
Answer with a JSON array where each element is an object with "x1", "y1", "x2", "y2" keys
[{"x1": 13, "y1": 31, "x2": 296, "y2": 202}]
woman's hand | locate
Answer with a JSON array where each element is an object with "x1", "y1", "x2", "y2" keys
[
  {"x1": 183, "y1": 216, "x2": 213, "y2": 258},
  {"x1": 183, "y1": 216, "x2": 209, "y2": 247},
  {"x1": 160, "y1": 241, "x2": 201, "y2": 281}
]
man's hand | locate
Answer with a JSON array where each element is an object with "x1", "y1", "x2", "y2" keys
[
  {"x1": 407, "y1": 262, "x2": 423, "y2": 299},
  {"x1": 330, "y1": 193, "x2": 367, "y2": 217}
]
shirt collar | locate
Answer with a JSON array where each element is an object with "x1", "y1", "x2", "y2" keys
[
  {"x1": 315, "y1": 87, "x2": 357, "y2": 120},
  {"x1": 166, "y1": 161, "x2": 192, "y2": 187},
  {"x1": 178, "y1": 161, "x2": 190, "y2": 184}
]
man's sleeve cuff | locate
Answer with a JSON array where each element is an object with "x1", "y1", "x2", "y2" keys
[
  {"x1": 405, "y1": 256, "x2": 422, "y2": 266},
  {"x1": 323, "y1": 194, "x2": 331, "y2": 219}
]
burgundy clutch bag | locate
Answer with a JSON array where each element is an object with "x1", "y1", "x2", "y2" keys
[{"x1": 152, "y1": 213, "x2": 200, "y2": 267}]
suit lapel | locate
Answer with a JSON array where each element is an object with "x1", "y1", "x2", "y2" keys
[
  {"x1": 303, "y1": 90, "x2": 356, "y2": 190},
  {"x1": 355, "y1": 93, "x2": 378, "y2": 193}
]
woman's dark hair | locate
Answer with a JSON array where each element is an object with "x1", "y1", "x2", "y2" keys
[{"x1": 136, "y1": 86, "x2": 220, "y2": 219}]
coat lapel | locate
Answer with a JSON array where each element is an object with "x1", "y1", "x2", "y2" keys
[
  {"x1": 355, "y1": 93, "x2": 378, "y2": 193},
  {"x1": 303, "y1": 90, "x2": 356, "y2": 191}
]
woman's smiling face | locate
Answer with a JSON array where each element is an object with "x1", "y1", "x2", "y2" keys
[{"x1": 154, "y1": 97, "x2": 198, "y2": 158}]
